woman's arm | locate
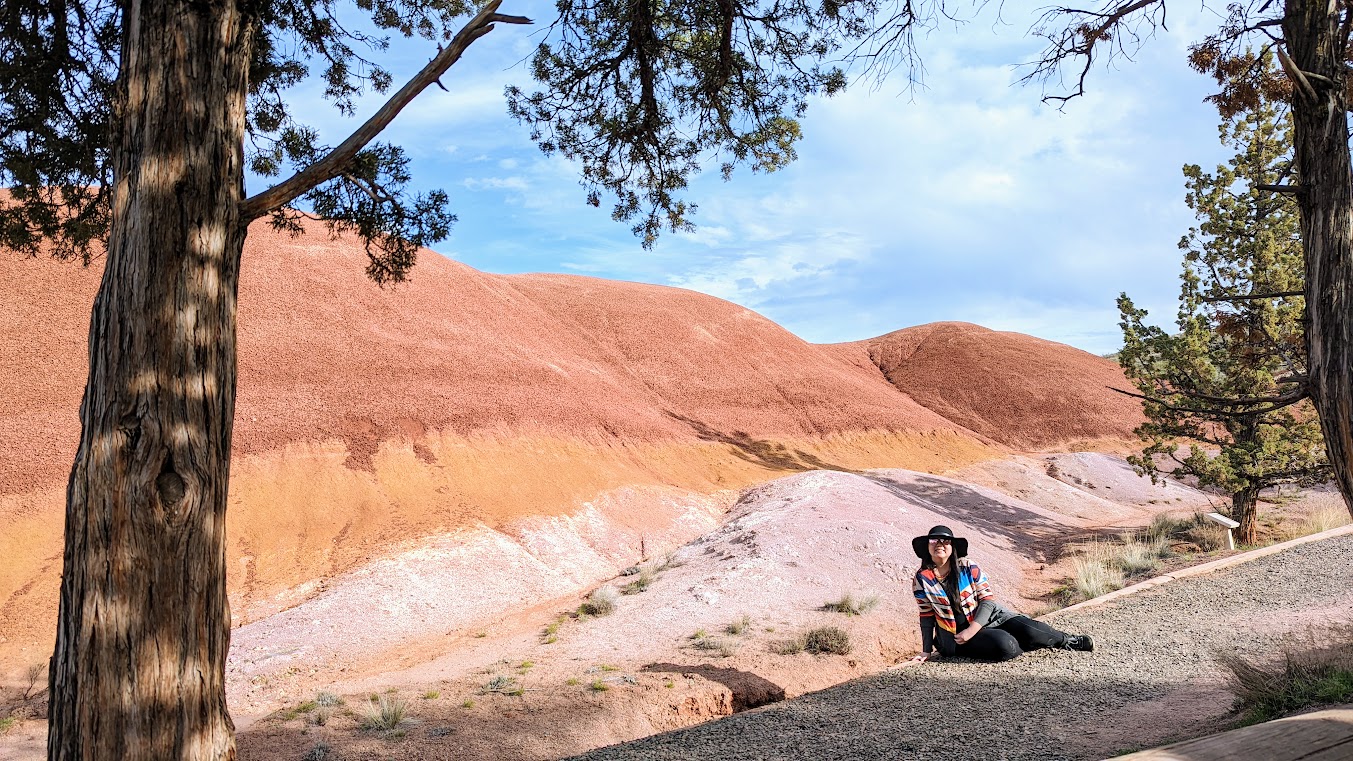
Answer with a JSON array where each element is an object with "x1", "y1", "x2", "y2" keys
[{"x1": 911, "y1": 573, "x2": 939, "y2": 662}]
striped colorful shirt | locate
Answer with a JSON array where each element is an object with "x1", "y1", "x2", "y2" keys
[{"x1": 913, "y1": 558, "x2": 995, "y2": 634}]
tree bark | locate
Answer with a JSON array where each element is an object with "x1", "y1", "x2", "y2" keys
[
  {"x1": 1232, "y1": 486, "x2": 1261, "y2": 546},
  {"x1": 48, "y1": 2, "x2": 251, "y2": 758},
  {"x1": 1283, "y1": 0, "x2": 1353, "y2": 520}
]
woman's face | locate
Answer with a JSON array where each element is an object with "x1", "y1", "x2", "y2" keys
[{"x1": 928, "y1": 537, "x2": 953, "y2": 567}]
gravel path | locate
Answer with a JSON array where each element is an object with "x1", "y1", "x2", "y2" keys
[{"x1": 570, "y1": 533, "x2": 1353, "y2": 761}]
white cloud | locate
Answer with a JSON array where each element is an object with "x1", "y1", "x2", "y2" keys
[{"x1": 463, "y1": 176, "x2": 529, "y2": 191}]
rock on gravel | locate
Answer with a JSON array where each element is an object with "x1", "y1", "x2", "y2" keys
[{"x1": 568, "y1": 534, "x2": 1353, "y2": 761}]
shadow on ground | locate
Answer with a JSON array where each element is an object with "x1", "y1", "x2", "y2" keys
[{"x1": 642, "y1": 662, "x2": 786, "y2": 712}]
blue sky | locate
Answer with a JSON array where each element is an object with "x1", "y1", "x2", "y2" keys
[{"x1": 266, "y1": 2, "x2": 1237, "y2": 355}]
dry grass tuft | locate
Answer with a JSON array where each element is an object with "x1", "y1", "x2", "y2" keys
[
  {"x1": 690, "y1": 629, "x2": 739, "y2": 657},
  {"x1": 360, "y1": 694, "x2": 408, "y2": 731},
  {"x1": 822, "y1": 591, "x2": 880, "y2": 616},
  {"x1": 621, "y1": 567, "x2": 657, "y2": 595},
  {"x1": 1070, "y1": 556, "x2": 1125, "y2": 600},
  {"x1": 578, "y1": 586, "x2": 617, "y2": 616},
  {"x1": 725, "y1": 615, "x2": 752, "y2": 635},
  {"x1": 769, "y1": 635, "x2": 807, "y2": 655},
  {"x1": 1218, "y1": 626, "x2": 1353, "y2": 725},
  {"x1": 1290, "y1": 504, "x2": 1352, "y2": 538}
]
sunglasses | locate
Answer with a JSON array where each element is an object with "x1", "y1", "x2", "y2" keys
[{"x1": 928, "y1": 538, "x2": 952, "y2": 545}]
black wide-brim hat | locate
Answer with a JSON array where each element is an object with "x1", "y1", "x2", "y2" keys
[{"x1": 912, "y1": 524, "x2": 969, "y2": 560}]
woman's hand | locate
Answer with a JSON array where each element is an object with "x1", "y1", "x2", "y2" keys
[
  {"x1": 890, "y1": 652, "x2": 933, "y2": 669},
  {"x1": 955, "y1": 623, "x2": 983, "y2": 644}
]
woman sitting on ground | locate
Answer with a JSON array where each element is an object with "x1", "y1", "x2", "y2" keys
[{"x1": 904, "y1": 525, "x2": 1093, "y2": 664}]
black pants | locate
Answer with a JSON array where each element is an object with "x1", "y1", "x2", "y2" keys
[{"x1": 954, "y1": 616, "x2": 1066, "y2": 662}]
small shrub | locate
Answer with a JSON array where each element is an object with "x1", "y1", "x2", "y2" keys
[
  {"x1": 664, "y1": 680, "x2": 675, "y2": 688},
  {"x1": 1219, "y1": 628, "x2": 1353, "y2": 725},
  {"x1": 518, "y1": 660, "x2": 534, "y2": 673},
  {"x1": 621, "y1": 567, "x2": 657, "y2": 595},
  {"x1": 481, "y1": 675, "x2": 519, "y2": 694},
  {"x1": 361, "y1": 694, "x2": 407, "y2": 731},
  {"x1": 311, "y1": 706, "x2": 332, "y2": 726},
  {"x1": 597, "y1": 664, "x2": 619, "y2": 672},
  {"x1": 302, "y1": 742, "x2": 333, "y2": 761},
  {"x1": 461, "y1": 699, "x2": 475, "y2": 709},
  {"x1": 315, "y1": 691, "x2": 343, "y2": 707},
  {"x1": 566, "y1": 677, "x2": 580, "y2": 686},
  {"x1": 690, "y1": 630, "x2": 738, "y2": 657},
  {"x1": 804, "y1": 626, "x2": 852, "y2": 655},
  {"x1": 22, "y1": 662, "x2": 46, "y2": 702},
  {"x1": 272, "y1": 700, "x2": 318, "y2": 722},
  {"x1": 0, "y1": 716, "x2": 17, "y2": 735},
  {"x1": 579, "y1": 587, "x2": 616, "y2": 616},
  {"x1": 1145, "y1": 513, "x2": 1193, "y2": 541},
  {"x1": 658, "y1": 551, "x2": 685, "y2": 571},
  {"x1": 822, "y1": 592, "x2": 880, "y2": 616},
  {"x1": 422, "y1": 690, "x2": 440, "y2": 700},
  {"x1": 725, "y1": 615, "x2": 752, "y2": 635},
  {"x1": 542, "y1": 616, "x2": 565, "y2": 643},
  {"x1": 590, "y1": 680, "x2": 609, "y2": 692},
  {"x1": 770, "y1": 635, "x2": 807, "y2": 655},
  {"x1": 474, "y1": 631, "x2": 488, "y2": 638}
]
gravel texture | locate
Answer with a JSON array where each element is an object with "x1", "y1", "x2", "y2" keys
[{"x1": 570, "y1": 533, "x2": 1353, "y2": 761}]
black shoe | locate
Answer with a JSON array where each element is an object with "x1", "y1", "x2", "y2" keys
[{"x1": 1062, "y1": 634, "x2": 1094, "y2": 652}]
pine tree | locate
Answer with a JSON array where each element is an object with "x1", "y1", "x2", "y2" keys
[{"x1": 1118, "y1": 73, "x2": 1329, "y2": 545}]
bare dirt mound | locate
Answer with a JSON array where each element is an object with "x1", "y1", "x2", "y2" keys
[{"x1": 831, "y1": 322, "x2": 1145, "y2": 450}]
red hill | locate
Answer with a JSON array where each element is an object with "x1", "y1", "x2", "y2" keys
[{"x1": 844, "y1": 321, "x2": 1144, "y2": 449}]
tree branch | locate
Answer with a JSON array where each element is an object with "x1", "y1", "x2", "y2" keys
[
  {"x1": 1200, "y1": 289, "x2": 1305, "y2": 302},
  {"x1": 1256, "y1": 183, "x2": 1301, "y2": 194},
  {"x1": 1275, "y1": 46, "x2": 1319, "y2": 102},
  {"x1": 1110, "y1": 383, "x2": 1309, "y2": 417},
  {"x1": 240, "y1": 0, "x2": 531, "y2": 221}
]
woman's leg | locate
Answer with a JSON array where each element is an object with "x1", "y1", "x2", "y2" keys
[
  {"x1": 956, "y1": 627, "x2": 1022, "y2": 662},
  {"x1": 998, "y1": 616, "x2": 1071, "y2": 651}
]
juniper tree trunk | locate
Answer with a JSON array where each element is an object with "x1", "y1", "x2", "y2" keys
[
  {"x1": 48, "y1": 2, "x2": 251, "y2": 758},
  {"x1": 1232, "y1": 486, "x2": 1260, "y2": 546},
  {"x1": 1284, "y1": 1, "x2": 1353, "y2": 520}
]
